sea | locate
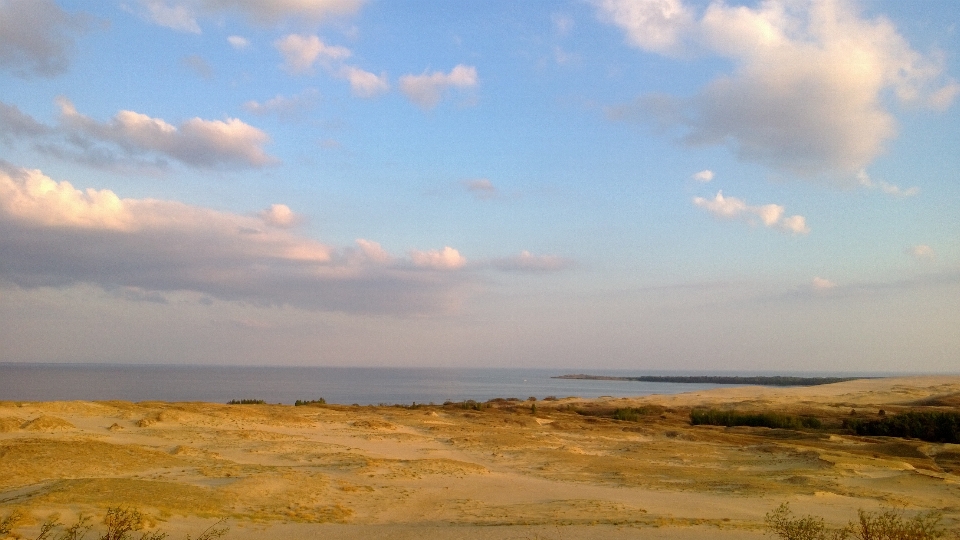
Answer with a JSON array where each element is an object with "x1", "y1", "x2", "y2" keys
[{"x1": 0, "y1": 363, "x2": 885, "y2": 406}]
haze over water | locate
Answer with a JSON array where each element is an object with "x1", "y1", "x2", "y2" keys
[{"x1": 0, "y1": 363, "x2": 894, "y2": 405}]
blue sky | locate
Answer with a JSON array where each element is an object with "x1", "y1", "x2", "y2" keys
[{"x1": 1, "y1": 0, "x2": 958, "y2": 371}]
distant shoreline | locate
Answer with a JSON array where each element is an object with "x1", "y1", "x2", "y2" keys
[{"x1": 552, "y1": 374, "x2": 873, "y2": 386}]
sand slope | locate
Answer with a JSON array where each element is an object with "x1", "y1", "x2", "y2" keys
[{"x1": 1, "y1": 377, "x2": 959, "y2": 539}]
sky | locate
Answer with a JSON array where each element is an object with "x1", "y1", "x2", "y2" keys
[{"x1": 0, "y1": 0, "x2": 958, "y2": 372}]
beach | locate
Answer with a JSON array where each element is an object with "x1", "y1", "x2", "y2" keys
[{"x1": 2, "y1": 376, "x2": 959, "y2": 539}]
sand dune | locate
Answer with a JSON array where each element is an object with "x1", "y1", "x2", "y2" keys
[{"x1": 1, "y1": 377, "x2": 959, "y2": 539}]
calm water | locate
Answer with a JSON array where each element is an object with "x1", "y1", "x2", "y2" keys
[
  {"x1": 0, "y1": 364, "x2": 894, "y2": 405},
  {"x1": 0, "y1": 364, "x2": 751, "y2": 405}
]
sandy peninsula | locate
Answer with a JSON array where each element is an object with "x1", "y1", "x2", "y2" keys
[{"x1": 2, "y1": 376, "x2": 959, "y2": 539}]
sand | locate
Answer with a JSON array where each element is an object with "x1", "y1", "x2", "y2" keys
[{"x1": 1, "y1": 376, "x2": 959, "y2": 539}]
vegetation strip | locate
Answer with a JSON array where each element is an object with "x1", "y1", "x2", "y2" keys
[
  {"x1": 691, "y1": 409, "x2": 823, "y2": 430},
  {"x1": 844, "y1": 411, "x2": 960, "y2": 444},
  {"x1": 553, "y1": 374, "x2": 870, "y2": 386}
]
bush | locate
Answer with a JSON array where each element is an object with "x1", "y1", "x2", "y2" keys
[
  {"x1": 691, "y1": 409, "x2": 822, "y2": 430},
  {"x1": 226, "y1": 399, "x2": 265, "y2": 405},
  {"x1": 443, "y1": 400, "x2": 486, "y2": 411},
  {"x1": 844, "y1": 411, "x2": 960, "y2": 443},
  {"x1": 765, "y1": 502, "x2": 950, "y2": 540},
  {"x1": 612, "y1": 406, "x2": 662, "y2": 422},
  {"x1": 294, "y1": 398, "x2": 326, "y2": 406},
  {"x1": 765, "y1": 503, "x2": 834, "y2": 540}
]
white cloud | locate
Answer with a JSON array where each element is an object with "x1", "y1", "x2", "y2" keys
[
  {"x1": 593, "y1": 0, "x2": 694, "y2": 55},
  {"x1": 492, "y1": 251, "x2": 573, "y2": 273},
  {"x1": 693, "y1": 190, "x2": 809, "y2": 234},
  {"x1": 409, "y1": 247, "x2": 467, "y2": 270},
  {"x1": 462, "y1": 178, "x2": 497, "y2": 200},
  {"x1": 0, "y1": 0, "x2": 89, "y2": 77},
  {"x1": 227, "y1": 35, "x2": 249, "y2": 50},
  {"x1": 600, "y1": 0, "x2": 959, "y2": 179},
  {"x1": 856, "y1": 169, "x2": 919, "y2": 198},
  {"x1": 142, "y1": 0, "x2": 200, "y2": 33},
  {"x1": 138, "y1": 0, "x2": 363, "y2": 32},
  {"x1": 243, "y1": 89, "x2": 319, "y2": 119},
  {"x1": 399, "y1": 65, "x2": 478, "y2": 109},
  {"x1": 275, "y1": 34, "x2": 351, "y2": 74},
  {"x1": 338, "y1": 66, "x2": 390, "y2": 98},
  {"x1": 909, "y1": 244, "x2": 935, "y2": 260},
  {"x1": 259, "y1": 204, "x2": 300, "y2": 228},
  {"x1": 692, "y1": 169, "x2": 713, "y2": 182},
  {"x1": 811, "y1": 277, "x2": 837, "y2": 291},
  {"x1": 0, "y1": 163, "x2": 470, "y2": 315},
  {"x1": 56, "y1": 98, "x2": 275, "y2": 169}
]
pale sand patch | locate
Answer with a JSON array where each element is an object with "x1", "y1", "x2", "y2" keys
[{"x1": 1, "y1": 376, "x2": 959, "y2": 539}]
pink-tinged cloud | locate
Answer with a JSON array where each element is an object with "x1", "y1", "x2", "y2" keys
[
  {"x1": 0, "y1": 163, "x2": 471, "y2": 315},
  {"x1": 691, "y1": 169, "x2": 713, "y2": 182},
  {"x1": 337, "y1": 66, "x2": 389, "y2": 98},
  {"x1": 400, "y1": 65, "x2": 477, "y2": 109},
  {"x1": 275, "y1": 34, "x2": 350, "y2": 74},
  {"x1": 909, "y1": 244, "x2": 935, "y2": 260},
  {"x1": 56, "y1": 98, "x2": 276, "y2": 169},
  {"x1": 693, "y1": 190, "x2": 809, "y2": 234},
  {"x1": 259, "y1": 204, "x2": 300, "y2": 228},
  {"x1": 811, "y1": 276, "x2": 837, "y2": 291},
  {"x1": 409, "y1": 246, "x2": 466, "y2": 270},
  {"x1": 462, "y1": 178, "x2": 497, "y2": 200}
]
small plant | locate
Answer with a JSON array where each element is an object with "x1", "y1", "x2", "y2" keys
[
  {"x1": 765, "y1": 503, "x2": 837, "y2": 540},
  {"x1": 186, "y1": 518, "x2": 228, "y2": 540},
  {"x1": 765, "y1": 503, "x2": 952, "y2": 540},
  {"x1": 848, "y1": 508, "x2": 947, "y2": 540},
  {"x1": 226, "y1": 399, "x2": 265, "y2": 405},
  {"x1": 60, "y1": 513, "x2": 93, "y2": 540},
  {"x1": 1, "y1": 509, "x2": 23, "y2": 536},
  {"x1": 0, "y1": 508, "x2": 225, "y2": 540},
  {"x1": 101, "y1": 507, "x2": 165, "y2": 540}
]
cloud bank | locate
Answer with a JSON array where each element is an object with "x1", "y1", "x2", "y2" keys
[
  {"x1": 0, "y1": 163, "x2": 473, "y2": 315},
  {"x1": 600, "y1": 0, "x2": 958, "y2": 179},
  {"x1": 693, "y1": 190, "x2": 809, "y2": 234},
  {"x1": 0, "y1": 98, "x2": 275, "y2": 170}
]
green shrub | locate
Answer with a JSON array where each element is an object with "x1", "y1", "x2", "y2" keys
[
  {"x1": 844, "y1": 411, "x2": 960, "y2": 443},
  {"x1": 691, "y1": 409, "x2": 822, "y2": 430},
  {"x1": 443, "y1": 400, "x2": 486, "y2": 410},
  {"x1": 226, "y1": 399, "x2": 265, "y2": 405},
  {"x1": 294, "y1": 398, "x2": 326, "y2": 406}
]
